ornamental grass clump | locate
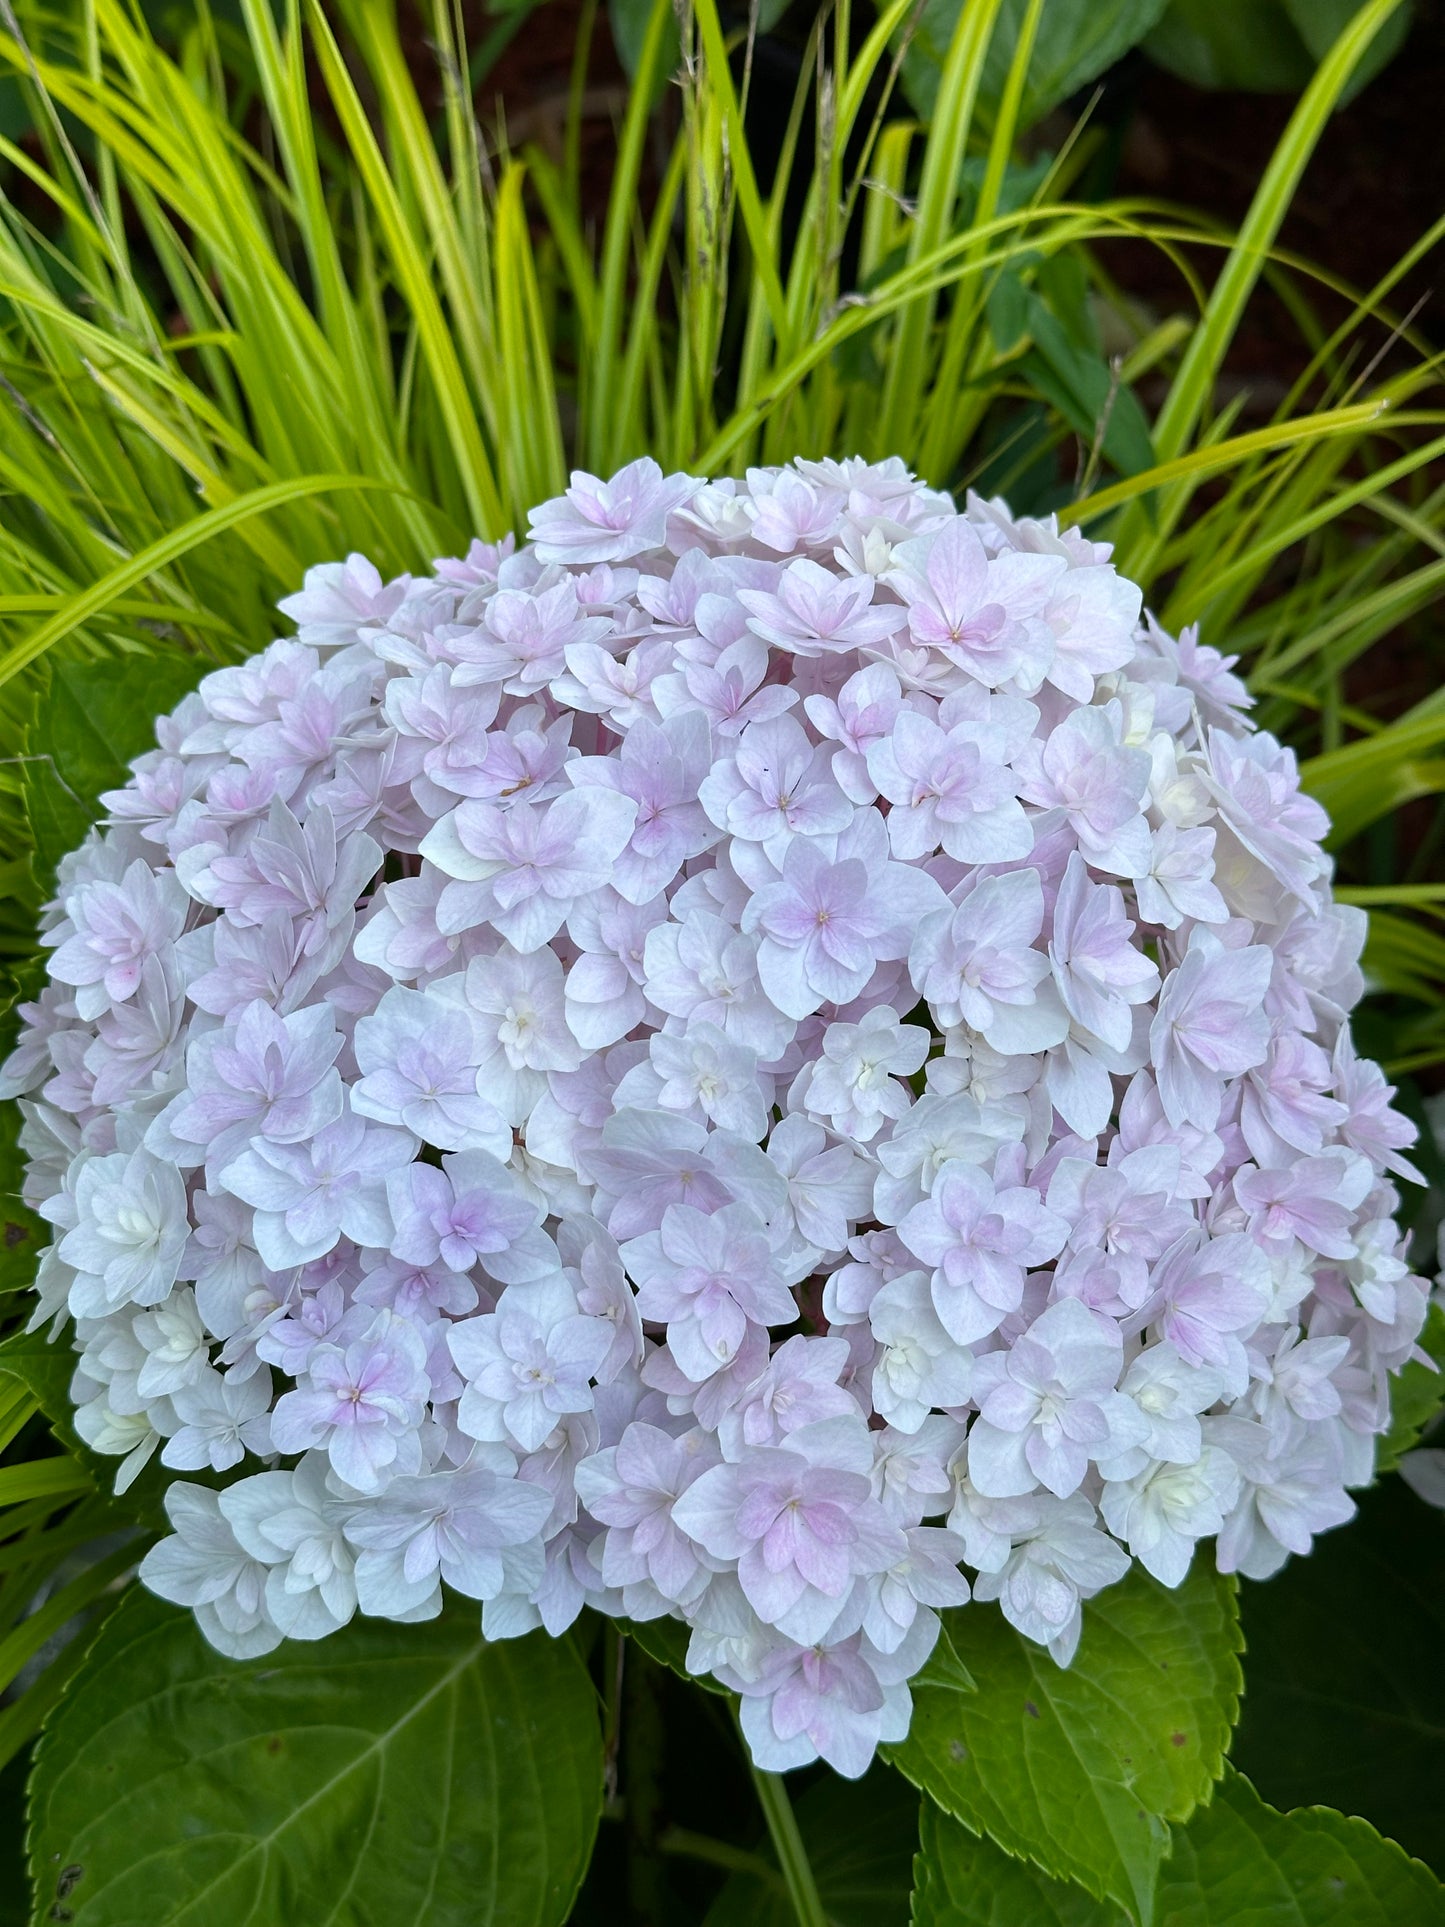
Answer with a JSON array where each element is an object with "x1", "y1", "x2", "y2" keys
[{"x1": 5, "y1": 455, "x2": 1426, "y2": 1778}]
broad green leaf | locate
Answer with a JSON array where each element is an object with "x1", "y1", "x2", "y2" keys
[
  {"x1": 916, "y1": 1617, "x2": 977, "y2": 1696},
  {"x1": 27, "y1": 1587, "x2": 603, "y2": 1927},
  {"x1": 1232, "y1": 1476, "x2": 1445, "y2": 1873},
  {"x1": 1155, "y1": 1768, "x2": 1445, "y2": 1925},
  {"x1": 910, "y1": 1771, "x2": 1445, "y2": 1925},
  {"x1": 1144, "y1": 0, "x2": 1317, "y2": 90},
  {"x1": 1376, "y1": 1302, "x2": 1445, "y2": 1473},
  {"x1": 1145, "y1": 0, "x2": 1412, "y2": 99},
  {"x1": 24, "y1": 653, "x2": 207, "y2": 889},
  {"x1": 959, "y1": 154, "x2": 1055, "y2": 226},
  {"x1": 703, "y1": 1765, "x2": 919, "y2": 1927},
  {"x1": 901, "y1": 0, "x2": 1172, "y2": 130},
  {"x1": 986, "y1": 270, "x2": 1031, "y2": 356},
  {"x1": 1284, "y1": 0, "x2": 1414, "y2": 81},
  {"x1": 887, "y1": 1563, "x2": 1242, "y2": 1923},
  {"x1": 607, "y1": 0, "x2": 678, "y2": 76},
  {"x1": 912, "y1": 1800, "x2": 1126, "y2": 1925},
  {"x1": 1020, "y1": 294, "x2": 1156, "y2": 478}
]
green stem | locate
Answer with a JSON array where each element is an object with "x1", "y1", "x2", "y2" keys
[
  {"x1": 623, "y1": 1639, "x2": 667, "y2": 1926},
  {"x1": 658, "y1": 1825, "x2": 785, "y2": 1886},
  {"x1": 602, "y1": 1621, "x2": 624, "y2": 1806},
  {"x1": 748, "y1": 1760, "x2": 828, "y2": 1927}
]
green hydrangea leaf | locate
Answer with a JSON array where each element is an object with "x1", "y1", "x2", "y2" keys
[
  {"x1": 909, "y1": 1770, "x2": 1445, "y2": 1925},
  {"x1": 26, "y1": 1587, "x2": 602, "y2": 1927},
  {"x1": 912, "y1": 1798, "x2": 1125, "y2": 1925},
  {"x1": 23, "y1": 652, "x2": 206, "y2": 893},
  {"x1": 901, "y1": 0, "x2": 1173, "y2": 131},
  {"x1": 1143, "y1": 0, "x2": 1314, "y2": 90},
  {"x1": 1282, "y1": 0, "x2": 1413, "y2": 93},
  {"x1": 1155, "y1": 1767, "x2": 1445, "y2": 1925},
  {"x1": 1232, "y1": 1476, "x2": 1445, "y2": 1872},
  {"x1": 1019, "y1": 294, "x2": 1157, "y2": 478},
  {"x1": 887, "y1": 1561, "x2": 1242, "y2": 1924},
  {"x1": 1376, "y1": 1301, "x2": 1445, "y2": 1473},
  {"x1": 1145, "y1": 0, "x2": 1411, "y2": 100},
  {"x1": 915, "y1": 1617, "x2": 977, "y2": 1696}
]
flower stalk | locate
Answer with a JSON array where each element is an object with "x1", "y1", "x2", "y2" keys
[{"x1": 748, "y1": 1761, "x2": 829, "y2": 1927}]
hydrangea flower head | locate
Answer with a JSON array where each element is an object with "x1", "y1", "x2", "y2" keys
[{"x1": 10, "y1": 457, "x2": 1427, "y2": 1775}]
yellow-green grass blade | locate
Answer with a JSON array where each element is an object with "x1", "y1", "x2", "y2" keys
[
  {"x1": 1113, "y1": 0, "x2": 1409, "y2": 572},
  {"x1": 1158, "y1": 429, "x2": 1445, "y2": 637},
  {"x1": 0, "y1": 473, "x2": 414, "y2": 687},
  {"x1": 1306, "y1": 702, "x2": 1445, "y2": 845},
  {"x1": 303, "y1": 0, "x2": 505, "y2": 536},
  {"x1": 0, "y1": 1566, "x2": 130, "y2": 1770},
  {"x1": 1339, "y1": 886, "x2": 1445, "y2": 908},
  {"x1": 875, "y1": 0, "x2": 1004, "y2": 459},
  {"x1": 917, "y1": 0, "x2": 1045, "y2": 486},
  {"x1": 587, "y1": 0, "x2": 678, "y2": 471},
  {"x1": 1263, "y1": 552, "x2": 1445, "y2": 685},
  {"x1": 1060, "y1": 404, "x2": 1385, "y2": 530},
  {"x1": 0, "y1": 1457, "x2": 92, "y2": 1507},
  {"x1": 690, "y1": 0, "x2": 789, "y2": 344},
  {"x1": 0, "y1": 1538, "x2": 136, "y2": 1702}
]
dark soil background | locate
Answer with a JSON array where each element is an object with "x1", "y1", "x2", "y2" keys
[{"x1": 1107, "y1": 7, "x2": 1445, "y2": 395}]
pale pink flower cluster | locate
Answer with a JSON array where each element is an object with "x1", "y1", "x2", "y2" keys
[{"x1": 6, "y1": 457, "x2": 1428, "y2": 1777}]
